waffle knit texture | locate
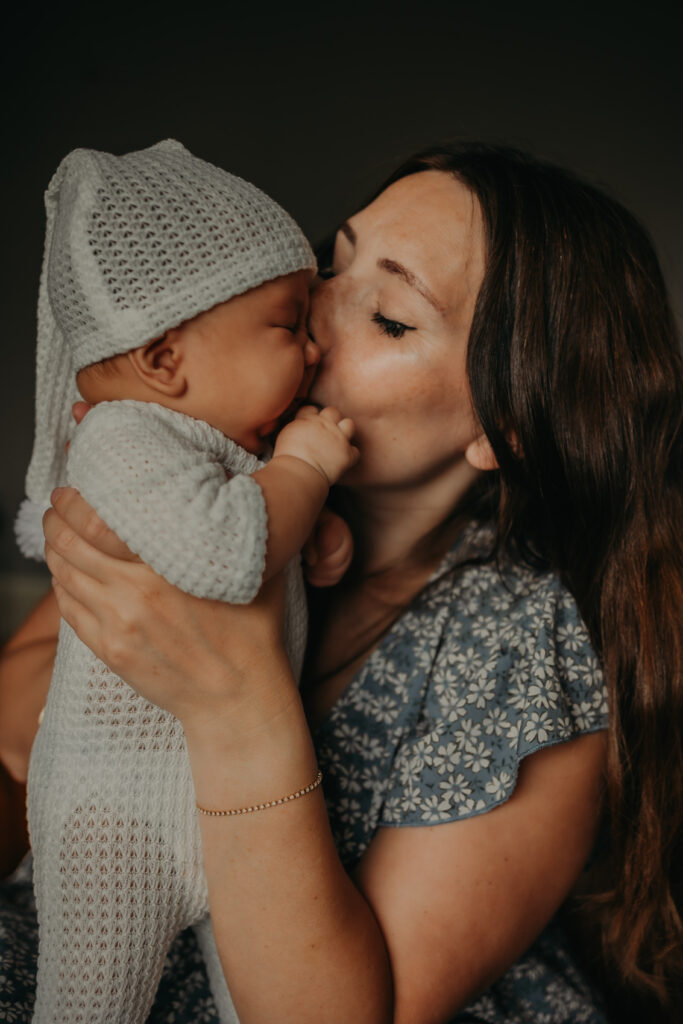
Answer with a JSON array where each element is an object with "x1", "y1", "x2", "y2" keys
[
  {"x1": 28, "y1": 400, "x2": 308, "y2": 1023},
  {"x1": 18, "y1": 138, "x2": 316, "y2": 545}
]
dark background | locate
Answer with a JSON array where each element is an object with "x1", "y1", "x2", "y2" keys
[{"x1": 2, "y1": 0, "x2": 681, "y2": 625}]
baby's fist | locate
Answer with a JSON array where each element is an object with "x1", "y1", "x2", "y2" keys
[
  {"x1": 304, "y1": 507, "x2": 354, "y2": 588},
  {"x1": 274, "y1": 405, "x2": 359, "y2": 486}
]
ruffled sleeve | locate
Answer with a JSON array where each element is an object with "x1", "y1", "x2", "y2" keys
[{"x1": 379, "y1": 568, "x2": 607, "y2": 827}]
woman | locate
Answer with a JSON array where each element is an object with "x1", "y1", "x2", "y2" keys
[{"x1": 1, "y1": 143, "x2": 681, "y2": 1023}]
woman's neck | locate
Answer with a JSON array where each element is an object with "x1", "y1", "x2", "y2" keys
[
  {"x1": 303, "y1": 459, "x2": 483, "y2": 727},
  {"x1": 350, "y1": 458, "x2": 482, "y2": 575}
]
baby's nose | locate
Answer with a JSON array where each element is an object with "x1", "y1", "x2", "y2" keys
[{"x1": 304, "y1": 337, "x2": 321, "y2": 367}]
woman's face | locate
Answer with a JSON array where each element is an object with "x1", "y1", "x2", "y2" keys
[{"x1": 308, "y1": 170, "x2": 487, "y2": 490}]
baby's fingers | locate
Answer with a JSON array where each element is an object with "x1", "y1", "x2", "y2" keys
[
  {"x1": 337, "y1": 417, "x2": 355, "y2": 440},
  {"x1": 293, "y1": 404, "x2": 321, "y2": 421},
  {"x1": 318, "y1": 406, "x2": 343, "y2": 424}
]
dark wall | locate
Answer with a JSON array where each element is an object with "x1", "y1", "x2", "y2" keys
[{"x1": 3, "y1": 0, "x2": 681, "y2": 573}]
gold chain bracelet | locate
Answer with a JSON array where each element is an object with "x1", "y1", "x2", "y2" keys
[{"x1": 196, "y1": 770, "x2": 323, "y2": 817}]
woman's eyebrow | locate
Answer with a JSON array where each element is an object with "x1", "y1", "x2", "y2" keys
[
  {"x1": 338, "y1": 221, "x2": 443, "y2": 313},
  {"x1": 378, "y1": 258, "x2": 443, "y2": 313}
]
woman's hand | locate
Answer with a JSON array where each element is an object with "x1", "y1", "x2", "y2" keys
[{"x1": 43, "y1": 488, "x2": 297, "y2": 739}]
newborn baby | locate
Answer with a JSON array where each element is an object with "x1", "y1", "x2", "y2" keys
[{"x1": 17, "y1": 140, "x2": 357, "y2": 1023}]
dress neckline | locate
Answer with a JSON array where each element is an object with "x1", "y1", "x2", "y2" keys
[{"x1": 311, "y1": 519, "x2": 494, "y2": 739}]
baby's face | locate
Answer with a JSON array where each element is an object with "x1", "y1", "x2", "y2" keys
[{"x1": 178, "y1": 269, "x2": 318, "y2": 452}]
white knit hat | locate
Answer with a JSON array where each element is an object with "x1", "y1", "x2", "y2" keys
[{"x1": 16, "y1": 139, "x2": 316, "y2": 559}]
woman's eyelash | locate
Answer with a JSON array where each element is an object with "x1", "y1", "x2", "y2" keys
[
  {"x1": 316, "y1": 267, "x2": 415, "y2": 339},
  {"x1": 372, "y1": 311, "x2": 416, "y2": 340}
]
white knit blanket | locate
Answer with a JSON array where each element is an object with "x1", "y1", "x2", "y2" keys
[{"x1": 27, "y1": 400, "x2": 307, "y2": 1023}]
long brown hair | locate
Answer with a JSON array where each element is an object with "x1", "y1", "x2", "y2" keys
[{"x1": 374, "y1": 144, "x2": 683, "y2": 1010}]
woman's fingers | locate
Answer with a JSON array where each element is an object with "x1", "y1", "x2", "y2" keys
[
  {"x1": 50, "y1": 578, "x2": 102, "y2": 656},
  {"x1": 49, "y1": 488, "x2": 137, "y2": 560},
  {"x1": 43, "y1": 504, "x2": 140, "y2": 597},
  {"x1": 43, "y1": 508, "x2": 108, "y2": 585},
  {"x1": 44, "y1": 534, "x2": 105, "y2": 599},
  {"x1": 46, "y1": 540, "x2": 161, "y2": 680}
]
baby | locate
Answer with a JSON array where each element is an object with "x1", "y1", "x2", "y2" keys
[{"x1": 16, "y1": 141, "x2": 357, "y2": 1023}]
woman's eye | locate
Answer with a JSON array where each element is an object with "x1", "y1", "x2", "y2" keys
[{"x1": 371, "y1": 311, "x2": 416, "y2": 340}]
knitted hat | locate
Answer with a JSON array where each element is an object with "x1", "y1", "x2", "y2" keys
[{"x1": 16, "y1": 139, "x2": 316, "y2": 559}]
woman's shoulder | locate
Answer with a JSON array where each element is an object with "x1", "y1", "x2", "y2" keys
[
  {"x1": 376, "y1": 521, "x2": 608, "y2": 826},
  {"x1": 422, "y1": 520, "x2": 597, "y2": 657}
]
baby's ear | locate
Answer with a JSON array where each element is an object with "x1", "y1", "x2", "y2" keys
[{"x1": 127, "y1": 333, "x2": 187, "y2": 397}]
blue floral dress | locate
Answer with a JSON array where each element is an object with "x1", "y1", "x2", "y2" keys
[{"x1": 0, "y1": 523, "x2": 609, "y2": 1022}]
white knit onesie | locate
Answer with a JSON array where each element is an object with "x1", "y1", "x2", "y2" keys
[{"x1": 27, "y1": 399, "x2": 307, "y2": 1024}]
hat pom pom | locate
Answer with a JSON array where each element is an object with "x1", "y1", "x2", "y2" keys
[{"x1": 15, "y1": 498, "x2": 50, "y2": 561}]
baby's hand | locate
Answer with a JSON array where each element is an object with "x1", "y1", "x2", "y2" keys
[
  {"x1": 304, "y1": 507, "x2": 354, "y2": 588},
  {"x1": 273, "y1": 406, "x2": 359, "y2": 486}
]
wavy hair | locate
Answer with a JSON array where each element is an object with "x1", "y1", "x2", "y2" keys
[{"x1": 375, "y1": 143, "x2": 683, "y2": 1012}]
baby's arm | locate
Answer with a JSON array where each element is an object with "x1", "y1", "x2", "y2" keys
[
  {"x1": 66, "y1": 402, "x2": 269, "y2": 603},
  {"x1": 254, "y1": 405, "x2": 358, "y2": 582},
  {"x1": 66, "y1": 401, "x2": 357, "y2": 603}
]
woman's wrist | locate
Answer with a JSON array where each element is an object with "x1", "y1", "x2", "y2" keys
[{"x1": 182, "y1": 679, "x2": 318, "y2": 813}]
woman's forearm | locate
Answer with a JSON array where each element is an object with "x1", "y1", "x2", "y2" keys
[
  {"x1": 0, "y1": 762, "x2": 28, "y2": 877},
  {"x1": 0, "y1": 590, "x2": 59, "y2": 876},
  {"x1": 184, "y1": 690, "x2": 394, "y2": 1024},
  {"x1": 0, "y1": 590, "x2": 59, "y2": 783}
]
